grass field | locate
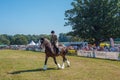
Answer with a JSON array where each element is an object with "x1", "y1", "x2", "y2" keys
[{"x1": 0, "y1": 50, "x2": 120, "y2": 80}]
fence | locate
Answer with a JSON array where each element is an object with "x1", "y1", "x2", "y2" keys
[{"x1": 77, "y1": 50, "x2": 120, "y2": 60}]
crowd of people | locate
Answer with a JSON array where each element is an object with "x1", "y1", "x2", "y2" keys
[{"x1": 80, "y1": 44, "x2": 120, "y2": 52}]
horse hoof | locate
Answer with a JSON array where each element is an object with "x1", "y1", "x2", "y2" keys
[
  {"x1": 61, "y1": 67, "x2": 64, "y2": 69},
  {"x1": 43, "y1": 68, "x2": 47, "y2": 71},
  {"x1": 66, "y1": 60, "x2": 70, "y2": 67},
  {"x1": 61, "y1": 64, "x2": 65, "y2": 69},
  {"x1": 67, "y1": 63, "x2": 70, "y2": 67},
  {"x1": 43, "y1": 65, "x2": 47, "y2": 70},
  {"x1": 57, "y1": 64, "x2": 61, "y2": 69}
]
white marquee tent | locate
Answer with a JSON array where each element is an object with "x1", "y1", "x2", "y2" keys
[{"x1": 28, "y1": 40, "x2": 36, "y2": 45}]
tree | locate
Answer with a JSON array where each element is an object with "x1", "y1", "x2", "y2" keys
[
  {"x1": 59, "y1": 33, "x2": 82, "y2": 42},
  {"x1": 14, "y1": 34, "x2": 28, "y2": 45},
  {"x1": 0, "y1": 34, "x2": 10, "y2": 45},
  {"x1": 65, "y1": 0, "x2": 120, "y2": 46},
  {"x1": 59, "y1": 33, "x2": 69, "y2": 42}
]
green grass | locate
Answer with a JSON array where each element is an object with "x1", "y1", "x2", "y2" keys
[{"x1": 0, "y1": 50, "x2": 120, "y2": 80}]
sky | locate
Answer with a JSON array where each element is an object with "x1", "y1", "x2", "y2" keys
[{"x1": 0, "y1": 0, "x2": 73, "y2": 35}]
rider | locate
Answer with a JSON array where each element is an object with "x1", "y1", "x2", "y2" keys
[{"x1": 50, "y1": 30, "x2": 59, "y2": 54}]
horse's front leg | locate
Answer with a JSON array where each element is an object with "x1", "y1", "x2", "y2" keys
[
  {"x1": 43, "y1": 56, "x2": 48, "y2": 70},
  {"x1": 53, "y1": 57, "x2": 61, "y2": 69}
]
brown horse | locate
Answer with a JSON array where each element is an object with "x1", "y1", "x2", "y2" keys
[{"x1": 40, "y1": 38, "x2": 70, "y2": 70}]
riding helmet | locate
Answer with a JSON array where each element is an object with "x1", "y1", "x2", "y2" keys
[{"x1": 51, "y1": 30, "x2": 55, "y2": 33}]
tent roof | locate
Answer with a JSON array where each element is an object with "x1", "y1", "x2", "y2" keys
[{"x1": 28, "y1": 41, "x2": 36, "y2": 45}]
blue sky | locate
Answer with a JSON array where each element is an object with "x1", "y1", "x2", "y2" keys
[{"x1": 0, "y1": 0, "x2": 73, "y2": 35}]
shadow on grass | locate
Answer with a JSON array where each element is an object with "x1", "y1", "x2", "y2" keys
[
  {"x1": 77, "y1": 56, "x2": 120, "y2": 62},
  {"x1": 8, "y1": 68, "x2": 57, "y2": 74}
]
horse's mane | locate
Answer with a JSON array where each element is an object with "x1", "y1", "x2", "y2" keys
[
  {"x1": 44, "y1": 38, "x2": 50, "y2": 44},
  {"x1": 43, "y1": 38, "x2": 52, "y2": 47},
  {"x1": 43, "y1": 38, "x2": 55, "y2": 53}
]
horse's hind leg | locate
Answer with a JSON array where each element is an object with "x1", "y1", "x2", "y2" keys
[
  {"x1": 53, "y1": 57, "x2": 61, "y2": 69},
  {"x1": 62, "y1": 56, "x2": 70, "y2": 67},
  {"x1": 66, "y1": 59, "x2": 70, "y2": 67},
  {"x1": 61, "y1": 56, "x2": 66, "y2": 69}
]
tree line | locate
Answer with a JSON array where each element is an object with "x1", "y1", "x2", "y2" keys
[
  {"x1": 0, "y1": 33, "x2": 81, "y2": 45},
  {"x1": 0, "y1": 34, "x2": 50, "y2": 45}
]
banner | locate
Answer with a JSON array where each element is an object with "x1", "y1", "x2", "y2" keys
[{"x1": 77, "y1": 50, "x2": 120, "y2": 60}]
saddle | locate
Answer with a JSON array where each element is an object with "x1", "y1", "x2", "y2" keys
[{"x1": 51, "y1": 44, "x2": 60, "y2": 54}]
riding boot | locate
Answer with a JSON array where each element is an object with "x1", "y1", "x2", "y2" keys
[{"x1": 56, "y1": 48, "x2": 60, "y2": 54}]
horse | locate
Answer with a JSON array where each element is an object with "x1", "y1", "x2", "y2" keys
[{"x1": 40, "y1": 38, "x2": 70, "y2": 70}]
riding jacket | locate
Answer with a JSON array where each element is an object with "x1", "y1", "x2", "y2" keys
[{"x1": 50, "y1": 34, "x2": 58, "y2": 45}]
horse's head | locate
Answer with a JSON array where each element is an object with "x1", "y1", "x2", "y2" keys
[
  {"x1": 40, "y1": 38, "x2": 45, "y2": 49},
  {"x1": 40, "y1": 38, "x2": 44, "y2": 44},
  {"x1": 40, "y1": 38, "x2": 51, "y2": 49}
]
